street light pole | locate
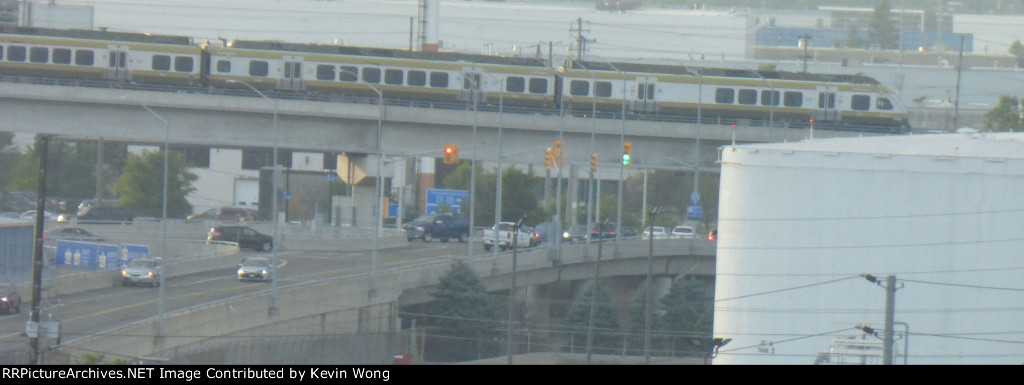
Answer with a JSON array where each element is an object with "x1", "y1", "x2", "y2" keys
[
  {"x1": 489, "y1": 72, "x2": 505, "y2": 267},
  {"x1": 506, "y1": 216, "x2": 525, "y2": 365},
  {"x1": 585, "y1": 217, "x2": 610, "y2": 365},
  {"x1": 644, "y1": 206, "x2": 660, "y2": 364},
  {"x1": 227, "y1": 79, "x2": 279, "y2": 314},
  {"x1": 140, "y1": 104, "x2": 169, "y2": 336}
]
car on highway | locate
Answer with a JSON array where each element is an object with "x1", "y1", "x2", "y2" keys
[
  {"x1": 640, "y1": 226, "x2": 668, "y2": 240},
  {"x1": 562, "y1": 224, "x2": 589, "y2": 243},
  {"x1": 43, "y1": 227, "x2": 105, "y2": 243},
  {"x1": 708, "y1": 228, "x2": 718, "y2": 241},
  {"x1": 121, "y1": 258, "x2": 161, "y2": 287},
  {"x1": 0, "y1": 282, "x2": 21, "y2": 314},
  {"x1": 207, "y1": 225, "x2": 274, "y2": 252},
  {"x1": 19, "y1": 210, "x2": 59, "y2": 221},
  {"x1": 621, "y1": 227, "x2": 638, "y2": 239},
  {"x1": 75, "y1": 206, "x2": 134, "y2": 225},
  {"x1": 589, "y1": 222, "x2": 617, "y2": 240},
  {"x1": 187, "y1": 206, "x2": 256, "y2": 222},
  {"x1": 236, "y1": 256, "x2": 283, "y2": 282},
  {"x1": 670, "y1": 225, "x2": 695, "y2": 239}
]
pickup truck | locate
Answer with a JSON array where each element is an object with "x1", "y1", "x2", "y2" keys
[
  {"x1": 482, "y1": 222, "x2": 533, "y2": 252},
  {"x1": 402, "y1": 213, "x2": 470, "y2": 243}
]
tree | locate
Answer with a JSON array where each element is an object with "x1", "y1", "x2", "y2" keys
[
  {"x1": 868, "y1": 0, "x2": 898, "y2": 50},
  {"x1": 7, "y1": 139, "x2": 126, "y2": 204},
  {"x1": 656, "y1": 276, "x2": 715, "y2": 357},
  {"x1": 562, "y1": 284, "x2": 621, "y2": 354},
  {"x1": 424, "y1": 260, "x2": 504, "y2": 362},
  {"x1": 983, "y1": 95, "x2": 1024, "y2": 132},
  {"x1": 1009, "y1": 39, "x2": 1024, "y2": 68},
  {"x1": 113, "y1": 150, "x2": 197, "y2": 218},
  {"x1": 845, "y1": 26, "x2": 864, "y2": 49}
]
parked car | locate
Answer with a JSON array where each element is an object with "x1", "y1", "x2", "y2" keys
[
  {"x1": 121, "y1": 258, "x2": 161, "y2": 287},
  {"x1": 402, "y1": 213, "x2": 470, "y2": 243},
  {"x1": 670, "y1": 225, "x2": 695, "y2": 239},
  {"x1": 236, "y1": 256, "x2": 285, "y2": 282},
  {"x1": 187, "y1": 206, "x2": 256, "y2": 222},
  {"x1": 589, "y1": 222, "x2": 618, "y2": 240},
  {"x1": 641, "y1": 226, "x2": 668, "y2": 240},
  {"x1": 207, "y1": 226, "x2": 274, "y2": 251},
  {"x1": 75, "y1": 206, "x2": 133, "y2": 224},
  {"x1": 19, "y1": 210, "x2": 59, "y2": 221},
  {"x1": 0, "y1": 282, "x2": 21, "y2": 314},
  {"x1": 43, "y1": 227, "x2": 105, "y2": 243},
  {"x1": 620, "y1": 227, "x2": 638, "y2": 239}
]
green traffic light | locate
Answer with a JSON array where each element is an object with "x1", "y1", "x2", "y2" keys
[{"x1": 622, "y1": 153, "x2": 630, "y2": 166}]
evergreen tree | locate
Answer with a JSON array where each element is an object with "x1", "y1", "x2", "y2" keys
[
  {"x1": 425, "y1": 260, "x2": 504, "y2": 362},
  {"x1": 113, "y1": 150, "x2": 197, "y2": 218},
  {"x1": 1009, "y1": 39, "x2": 1024, "y2": 68},
  {"x1": 868, "y1": 0, "x2": 898, "y2": 50},
  {"x1": 562, "y1": 284, "x2": 621, "y2": 355},
  {"x1": 845, "y1": 26, "x2": 863, "y2": 49},
  {"x1": 983, "y1": 95, "x2": 1024, "y2": 132},
  {"x1": 656, "y1": 277, "x2": 715, "y2": 357}
]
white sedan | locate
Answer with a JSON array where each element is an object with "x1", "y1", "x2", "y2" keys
[{"x1": 640, "y1": 226, "x2": 668, "y2": 240}]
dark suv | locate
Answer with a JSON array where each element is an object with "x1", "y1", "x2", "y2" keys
[
  {"x1": 207, "y1": 226, "x2": 274, "y2": 252},
  {"x1": 76, "y1": 206, "x2": 133, "y2": 224}
]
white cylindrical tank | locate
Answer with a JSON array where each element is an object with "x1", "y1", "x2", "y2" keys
[{"x1": 713, "y1": 131, "x2": 1024, "y2": 365}]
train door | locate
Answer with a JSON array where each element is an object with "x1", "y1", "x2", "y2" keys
[
  {"x1": 459, "y1": 69, "x2": 483, "y2": 104},
  {"x1": 632, "y1": 76, "x2": 658, "y2": 113},
  {"x1": 103, "y1": 46, "x2": 130, "y2": 82},
  {"x1": 813, "y1": 86, "x2": 839, "y2": 123},
  {"x1": 278, "y1": 56, "x2": 306, "y2": 91}
]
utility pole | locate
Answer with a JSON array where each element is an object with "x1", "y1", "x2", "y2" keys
[
  {"x1": 570, "y1": 17, "x2": 595, "y2": 61},
  {"x1": 30, "y1": 134, "x2": 50, "y2": 365},
  {"x1": 883, "y1": 274, "x2": 896, "y2": 365},
  {"x1": 799, "y1": 34, "x2": 812, "y2": 73}
]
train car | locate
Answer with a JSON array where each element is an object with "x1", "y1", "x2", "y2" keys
[
  {"x1": 560, "y1": 59, "x2": 910, "y2": 132},
  {"x1": 212, "y1": 40, "x2": 559, "y2": 108},
  {"x1": 0, "y1": 26, "x2": 204, "y2": 86}
]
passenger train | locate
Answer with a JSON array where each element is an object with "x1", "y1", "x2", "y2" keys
[{"x1": 0, "y1": 26, "x2": 910, "y2": 132}]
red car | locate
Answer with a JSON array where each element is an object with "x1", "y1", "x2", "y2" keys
[{"x1": 0, "y1": 282, "x2": 22, "y2": 314}]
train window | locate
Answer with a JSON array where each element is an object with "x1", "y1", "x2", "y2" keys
[
  {"x1": 7, "y1": 45, "x2": 26, "y2": 62},
  {"x1": 249, "y1": 61, "x2": 269, "y2": 77},
  {"x1": 152, "y1": 55, "x2": 171, "y2": 71},
  {"x1": 876, "y1": 97, "x2": 893, "y2": 110},
  {"x1": 29, "y1": 47, "x2": 48, "y2": 63},
  {"x1": 570, "y1": 80, "x2": 590, "y2": 96},
  {"x1": 384, "y1": 69, "x2": 403, "y2": 85},
  {"x1": 0, "y1": 46, "x2": 3, "y2": 60},
  {"x1": 783, "y1": 91, "x2": 802, "y2": 107},
  {"x1": 362, "y1": 67, "x2": 381, "y2": 84},
  {"x1": 75, "y1": 50, "x2": 93, "y2": 66},
  {"x1": 529, "y1": 78, "x2": 547, "y2": 94},
  {"x1": 408, "y1": 70, "x2": 426, "y2": 86},
  {"x1": 851, "y1": 95, "x2": 870, "y2": 111},
  {"x1": 818, "y1": 92, "x2": 835, "y2": 109},
  {"x1": 174, "y1": 57, "x2": 193, "y2": 72},
  {"x1": 761, "y1": 90, "x2": 779, "y2": 106},
  {"x1": 506, "y1": 76, "x2": 525, "y2": 93},
  {"x1": 316, "y1": 64, "x2": 336, "y2": 81},
  {"x1": 640, "y1": 84, "x2": 654, "y2": 100},
  {"x1": 340, "y1": 66, "x2": 358, "y2": 81},
  {"x1": 216, "y1": 60, "x2": 230, "y2": 73},
  {"x1": 738, "y1": 89, "x2": 757, "y2": 105},
  {"x1": 715, "y1": 88, "x2": 735, "y2": 104},
  {"x1": 429, "y1": 72, "x2": 448, "y2": 88},
  {"x1": 464, "y1": 73, "x2": 480, "y2": 89},
  {"x1": 595, "y1": 81, "x2": 612, "y2": 97},
  {"x1": 52, "y1": 48, "x2": 71, "y2": 64}
]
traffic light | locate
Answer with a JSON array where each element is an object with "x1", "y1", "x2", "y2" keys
[
  {"x1": 544, "y1": 148, "x2": 554, "y2": 169},
  {"x1": 622, "y1": 141, "x2": 632, "y2": 167},
  {"x1": 553, "y1": 140, "x2": 565, "y2": 166},
  {"x1": 443, "y1": 144, "x2": 459, "y2": 164},
  {"x1": 591, "y1": 153, "x2": 598, "y2": 172}
]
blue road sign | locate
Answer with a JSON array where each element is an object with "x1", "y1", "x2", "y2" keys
[
  {"x1": 687, "y1": 205, "x2": 703, "y2": 218},
  {"x1": 425, "y1": 189, "x2": 468, "y2": 214}
]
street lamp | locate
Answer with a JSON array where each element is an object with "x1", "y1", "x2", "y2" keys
[
  {"x1": 644, "y1": 206, "x2": 660, "y2": 364},
  {"x1": 481, "y1": 71, "x2": 505, "y2": 267},
  {"x1": 506, "y1": 215, "x2": 526, "y2": 365},
  {"x1": 587, "y1": 56, "x2": 628, "y2": 254},
  {"x1": 335, "y1": 69, "x2": 385, "y2": 294},
  {"x1": 140, "y1": 104, "x2": 169, "y2": 337},
  {"x1": 585, "y1": 217, "x2": 611, "y2": 364},
  {"x1": 226, "y1": 79, "x2": 280, "y2": 314}
]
